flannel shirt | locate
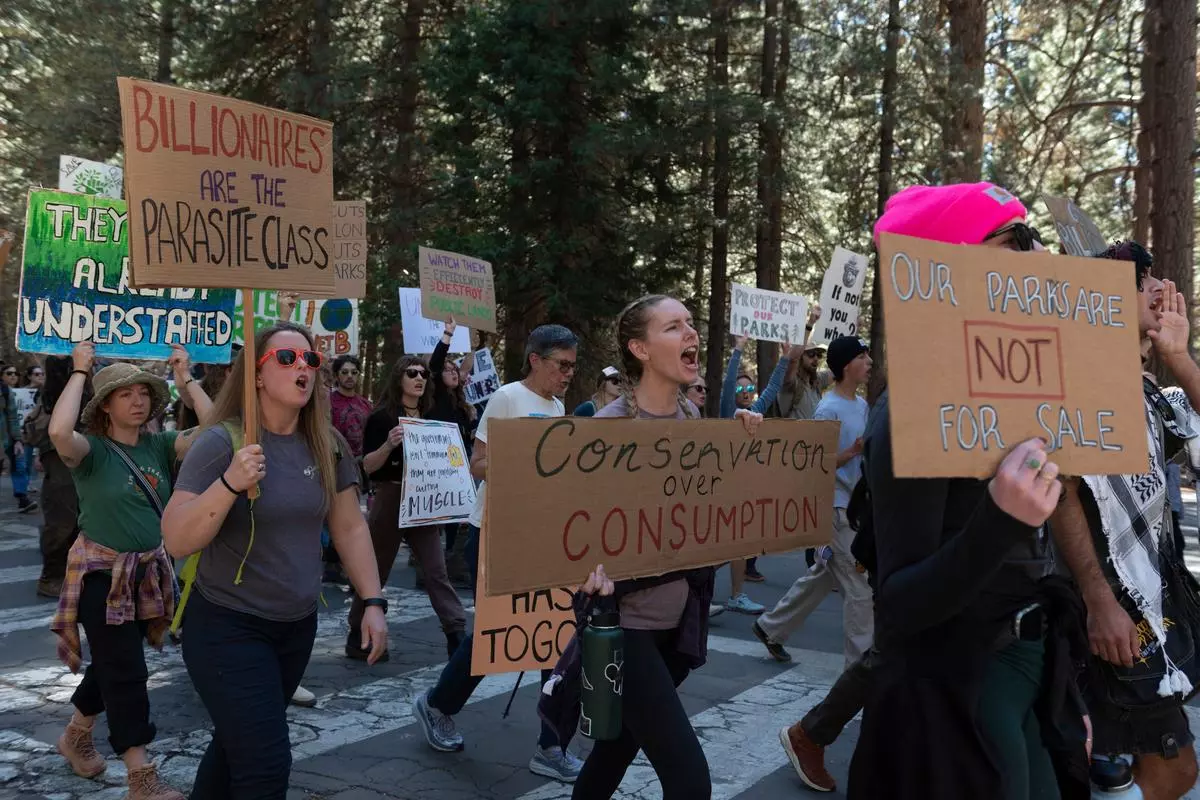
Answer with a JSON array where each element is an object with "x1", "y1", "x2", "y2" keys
[{"x1": 50, "y1": 534, "x2": 176, "y2": 673}]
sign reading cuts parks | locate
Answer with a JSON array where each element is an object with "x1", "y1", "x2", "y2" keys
[
  {"x1": 878, "y1": 232, "x2": 1147, "y2": 478},
  {"x1": 116, "y1": 78, "x2": 335, "y2": 295},
  {"x1": 18, "y1": 190, "x2": 235, "y2": 363},
  {"x1": 483, "y1": 418, "x2": 838, "y2": 595}
]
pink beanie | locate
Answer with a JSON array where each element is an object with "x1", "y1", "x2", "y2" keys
[{"x1": 873, "y1": 182, "x2": 1027, "y2": 246}]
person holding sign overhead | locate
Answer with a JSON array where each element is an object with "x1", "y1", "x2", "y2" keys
[
  {"x1": 161, "y1": 322, "x2": 386, "y2": 800},
  {"x1": 846, "y1": 183, "x2": 1089, "y2": 800}
]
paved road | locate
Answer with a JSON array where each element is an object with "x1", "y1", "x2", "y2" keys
[{"x1": 1, "y1": 479, "x2": 1199, "y2": 799}]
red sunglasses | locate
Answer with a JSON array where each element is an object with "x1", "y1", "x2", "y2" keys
[{"x1": 257, "y1": 348, "x2": 324, "y2": 370}]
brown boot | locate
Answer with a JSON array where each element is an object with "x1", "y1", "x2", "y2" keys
[
  {"x1": 126, "y1": 763, "x2": 184, "y2": 800},
  {"x1": 779, "y1": 723, "x2": 836, "y2": 792},
  {"x1": 57, "y1": 719, "x2": 105, "y2": 778}
]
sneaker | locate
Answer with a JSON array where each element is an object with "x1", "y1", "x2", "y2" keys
[
  {"x1": 413, "y1": 690, "x2": 464, "y2": 752},
  {"x1": 779, "y1": 723, "x2": 835, "y2": 792},
  {"x1": 36, "y1": 576, "x2": 63, "y2": 599},
  {"x1": 344, "y1": 630, "x2": 390, "y2": 663},
  {"x1": 725, "y1": 592, "x2": 765, "y2": 615},
  {"x1": 126, "y1": 763, "x2": 184, "y2": 800},
  {"x1": 18, "y1": 498, "x2": 37, "y2": 514},
  {"x1": 744, "y1": 569, "x2": 766, "y2": 583},
  {"x1": 708, "y1": 603, "x2": 726, "y2": 618},
  {"x1": 290, "y1": 685, "x2": 317, "y2": 708},
  {"x1": 752, "y1": 620, "x2": 792, "y2": 663},
  {"x1": 529, "y1": 746, "x2": 584, "y2": 783},
  {"x1": 57, "y1": 720, "x2": 105, "y2": 778}
]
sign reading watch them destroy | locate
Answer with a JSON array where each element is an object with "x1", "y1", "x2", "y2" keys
[
  {"x1": 418, "y1": 246, "x2": 497, "y2": 333},
  {"x1": 878, "y1": 232, "x2": 1147, "y2": 478},
  {"x1": 484, "y1": 418, "x2": 839, "y2": 595}
]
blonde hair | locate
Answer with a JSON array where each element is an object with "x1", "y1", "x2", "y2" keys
[{"x1": 615, "y1": 295, "x2": 697, "y2": 420}]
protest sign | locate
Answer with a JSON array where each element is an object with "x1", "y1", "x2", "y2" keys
[
  {"x1": 400, "y1": 288, "x2": 472, "y2": 354},
  {"x1": 397, "y1": 418, "x2": 477, "y2": 527},
  {"x1": 471, "y1": 502, "x2": 575, "y2": 676},
  {"x1": 232, "y1": 291, "x2": 358, "y2": 357},
  {"x1": 418, "y1": 246, "x2": 497, "y2": 333},
  {"x1": 878, "y1": 232, "x2": 1147, "y2": 478},
  {"x1": 11, "y1": 388, "x2": 36, "y2": 425},
  {"x1": 1042, "y1": 195, "x2": 1109, "y2": 257},
  {"x1": 729, "y1": 284, "x2": 809, "y2": 344},
  {"x1": 331, "y1": 200, "x2": 367, "y2": 298},
  {"x1": 483, "y1": 418, "x2": 839, "y2": 595},
  {"x1": 17, "y1": 190, "x2": 235, "y2": 363},
  {"x1": 811, "y1": 247, "x2": 867, "y2": 344},
  {"x1": 116, "y1": 78, "x2": 335, "y2": 295},
  {"x1": 58, "y1": 155, "x2": 123, "y2": 199},
  {"x1": 464, "y1": 347, "x2": 500, "y2": 405}
]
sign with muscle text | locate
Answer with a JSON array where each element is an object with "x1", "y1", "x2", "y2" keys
[
  {"x1": 418, "y1": 246, "x2": 497, "y2": 333},
  {"x1": 878, "y1": 233, "x2": 1147, "y2": 478},
  {"x1": 1042, "y1": 195, "x2": 1109, "y2": 258},
  {"x1": 116, "y1": 78, "x2": 335, "y2": 295},
  {"x1": 729, "y1": 284, "x2": 809, "y2": 345},
  {"x1": 483, "y1": 418, "x2": 839, "y2": 595},
  {"x1": 398, "y1": 418, "x2": 477, "y2": 528}
]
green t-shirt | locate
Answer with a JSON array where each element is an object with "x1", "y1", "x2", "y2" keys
[{"x1": 71, "y1": 432, "x2": 178, "y2": 553}]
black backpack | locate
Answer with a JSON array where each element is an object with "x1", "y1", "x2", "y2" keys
[{"x1": 847, "y1": 471, "x2": 876, "y2": 590}]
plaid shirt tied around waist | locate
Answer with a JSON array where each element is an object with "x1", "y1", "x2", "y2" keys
[{"x1": 50, "y1": 534, "x2": 176, "y2": 673}]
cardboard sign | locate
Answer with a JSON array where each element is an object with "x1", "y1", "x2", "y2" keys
[
  {"x1": 1042, "y1": 195, "x2": 1109, "y2": 258},
  {"x1": 418, "y1": 246, "x2": 497, "y2": 333},
  {"x1": 17, "y1": 190, "x2": 235, "y2": 363},
  {"x1": 331, "y1": 200, "x2": 367, "y2": 298},
  {"x1": 58, "y1": 155, "x2": 123, "y2": 199},
  {"x1": 878, "y1": 233, "x2": 1147, "y2": 478},
  {"x1": 811, "y1": 247, "x2": 867, "y2": 343},
  {"x1": 400, "y1": 288, "x2": 472, "y2": 354},
  {"x1": 116, "y1": 78, "x2": 335, "y2": 294},
  {"x1": 232, "y1": 291, "x2": 358, "y2": 357},
  {"x1": 397, "y1": 418, "x2": 477, "y2": 527},
  {"x1": 484, "y1": 418, "x2": 839, "y2": 595},
  {"x1": 471, "y1": 515, "x2": 576, "y2": 676},
  {"x1": 729, "y1": 284, "x2": 809, "y2": 344},
  {"x1": 465, "y1": 347, "x2": 500, "y2": 405}
]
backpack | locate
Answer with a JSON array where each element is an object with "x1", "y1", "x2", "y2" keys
[{"x1": 847, "y1": 473, "x2": 876, "y2": 590}]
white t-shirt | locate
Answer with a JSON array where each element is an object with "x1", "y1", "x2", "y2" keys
[{"x1": 468, "y1": 381, "x2": 565, "y2": 528}]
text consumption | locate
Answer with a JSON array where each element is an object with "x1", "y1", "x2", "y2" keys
[
  {"x1": 18, "y1": 190, "x2": 234, "y2": 362},
  {"x1": 418, "y1": 246, "x2": 497, "y2": 334},
  {"x1": 398, "y1": 419, "x2": 476, "y2": 527},
  {"x1": 483, "y1": 417, "x2": 839, "y2": 596},
  {"x1": 116, "y1": 78, "x2": 335, "y2": 295},
  {"x1": 878, "y1": 233, "x2": 1147, "y2": 478},
  {"x1": 729, "y1": 284, "x2": 809, "y2": 344}
]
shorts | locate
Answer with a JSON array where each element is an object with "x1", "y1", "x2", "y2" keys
[{"x1": 1089, "y1": 702, "x2": 1194, "y2": 759}]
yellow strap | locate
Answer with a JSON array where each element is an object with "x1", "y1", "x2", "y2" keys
[{"x1": 169, "y1": 553, "x2": 200, "y2": 634}]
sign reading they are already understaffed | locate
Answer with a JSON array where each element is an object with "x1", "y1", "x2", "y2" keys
[
  {"x1": 116, "y1": 78, "x2": 334, "y2": 295},
  {"x1": 878, "y1": 232, "x2": 1147, "y2": 478},
  {"x1": 484, "y1": 418, "x2": 838, "y2": 596}
]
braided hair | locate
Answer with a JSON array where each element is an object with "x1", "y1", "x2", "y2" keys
[{"x1": 615, "y1": 295, "x2": 697, "y2": 420}]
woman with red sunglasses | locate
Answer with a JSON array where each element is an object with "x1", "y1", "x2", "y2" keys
[{"x1": 351, "y1": 354, "x2": 468, "y2": 661}]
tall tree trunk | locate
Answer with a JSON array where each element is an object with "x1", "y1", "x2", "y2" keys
[
  {"x1": 943, "y1": 0, "x2": 984, "y2": 182},
  {"x1": 1134, "y1": 7, "x2": 1154, "y2": 245},
  {"x1": 754, "y1": 0, "x2": 780, "y2": 384},
  {"x1": 503, "y1": 124, "x2": 535, "y2": 382},
  {"x1": 705, "y1": 0, "x2": 732, "y2": 418},
  {"x1": 867, "y1": 0, "x2": 901, "y2": 404},
  {"x1": 155, "y1": 0, "x2": 178, "y2": 83},
  {"x1": 308, "y1": 0, "x2": 333, "y2": 120},
  {"x1": 693, "y1": 43, "x2": 713, "y2": 306}
]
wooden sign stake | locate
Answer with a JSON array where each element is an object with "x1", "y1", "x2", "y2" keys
[{"x1": 241, "y1": 289, "x2": 260, "y2": 500}]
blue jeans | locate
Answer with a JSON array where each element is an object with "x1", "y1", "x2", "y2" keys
[
  {"x1": 465, "y1": 524, "x2": 481, "y2": 590},
  {"x1": 7, "y1": 444, "x2": 28, "y2": 498}
]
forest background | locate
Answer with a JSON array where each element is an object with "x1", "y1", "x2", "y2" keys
[{"x1": 0, "y1": 0, "x2": 1196, "y2": 412}]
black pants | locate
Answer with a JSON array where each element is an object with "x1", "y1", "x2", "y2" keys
[
  {"x1": 70, "y1": 572, "x2": 156, "y2": 755},
  {"x1": 573, "y1": 628, "x2": 711, "y2": 800},
  {"x1": 803, "y1": 647, "x2": 877, "y2": 746},
  {"x1": 183, "y1": 592, "x2": 316, "y2": 800}
]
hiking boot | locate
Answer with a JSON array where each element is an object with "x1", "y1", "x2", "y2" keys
[
  {"x1": 126, "y1": 763, "x2": 184, "y2": 800},
  {"x1": 529, "y1": 746, "x2": 584, "y2": 783},
  {"x1": 36, "y1": 576, "x2": 63, "y2": 599},
  {"x1": 290, "y1": 685, "x2": 317, "y2": 708},
  {"x1": 413, "y1": 690, "x2": 464, "y2": 752},
  {"x1": 57, "y1": 719, "x2": 105, "y2": 778},
  {"x1": 752, "y1": 621, "x2": 792, "y2": 663},
  {"x1": 344, "y1": 630, "x2": 389, "y2": 663},
  {"x1": 744, "y1": 567, "x2": 766, "y2": 582},
  {"x1": 725, "y1": 592, "x2": 765, "y2": 615},
  {"x1": 780, "y1": 723, "x2": 835, "y2": 792}
]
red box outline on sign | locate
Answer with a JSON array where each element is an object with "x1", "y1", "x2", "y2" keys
[{"x1": 963, "y1": 320, "x2": 1066, "y2": 401}]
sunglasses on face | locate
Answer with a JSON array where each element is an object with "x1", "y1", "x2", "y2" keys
[
  {"x1": 604, "y1": 375, "x2": 621, "y2": 386},
  {"x1": 540, "y1": 355, "x2": 577, "y2": 375},
  {"x1": 404, "y1": 368, "x2": 430, "y2": 380},
  {"x1": 257, "y1": 348, "x2": 323, "y2": 370},
  {"x1": 985, "y1": 222, "x2": 1043, "y2": 252},
  {"x1": 735, "y1": 384, "x2": 757, "y2": 394},
  {"x1": 689, "y1": 385, "x2": 707, "y2": 394}
]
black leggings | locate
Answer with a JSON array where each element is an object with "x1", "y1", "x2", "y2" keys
[{"x1": 572, "y1": 628, "x2": 711, "y2": 800}]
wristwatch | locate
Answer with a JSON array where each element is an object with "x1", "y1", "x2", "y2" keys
[{"x1": 362, "y1": 597, "x2": 389, "y2": 614}]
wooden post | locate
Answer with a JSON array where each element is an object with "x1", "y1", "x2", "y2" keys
[{"x1": 241, "y1": 289, "x2": 260, "y2": 500}]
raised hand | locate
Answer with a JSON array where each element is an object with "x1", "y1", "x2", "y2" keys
[
  {"x1": 988, "y1": 438, "x2": 1062, "y2": 527},
  {"x1": 581, "y1": 564, "x2": 615, "y2": 597},
  {"x1": 1148, "y1": 278, "x2": 1190, "y2": 359},
  {"x1": 733, "y1": 335, "x2": 749, "y2": 351},
  {"x1": 807, "y1": 303, "x2": 822, "y2": 326},
  {"x1": 167, "y1": 344, "x2": 191, "y2": 380},
  {"x1": 72, "y1": 341, "x2": 95, "y2": 374}
]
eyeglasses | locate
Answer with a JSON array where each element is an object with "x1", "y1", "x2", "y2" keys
[
  {"x1": 539, "y1": 355, "x2": 577, "y2": 375},
  {"x1": 404, "y1": 368, "x2": 430, "y2": 380},
  {"x1": 257, "y1": 348, "x2": 323, "y2": 370},
  {"x1": 735, "y1": 384, "x2": 757, "y2": 394},
  {"x1": 985, "y1": 222, "x2": 1043, "y2": 252}
]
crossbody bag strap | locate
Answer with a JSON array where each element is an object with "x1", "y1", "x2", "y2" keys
[{"x1": 102, "y1": 437, "x2": 164, "y2": 518}]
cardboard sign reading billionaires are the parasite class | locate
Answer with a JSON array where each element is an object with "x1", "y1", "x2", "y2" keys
[
  {"x1": 483, "y1": 418, "x2": 839, "y2": 596},
  {"x1": 116, "y1": 78, "x2": 335, "y2": 295},
  {"x1": 418, "y1": 246, "x2": 497, "y2": 333},
  {"x1": 878, "y1": 233, "x2": 1147, "y2": 478}
]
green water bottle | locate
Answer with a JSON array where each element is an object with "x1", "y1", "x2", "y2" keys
[{"x1": 580, "y1": 602, "x2": 624, "y2": 741}]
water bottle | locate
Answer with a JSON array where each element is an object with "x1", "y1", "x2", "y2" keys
[
  {"x1": 580, "y1": 601, "x2": 623, "y2": 741},
  {"x1": 1091, "y1": 755, "x2": 1143, "y2": 798}
]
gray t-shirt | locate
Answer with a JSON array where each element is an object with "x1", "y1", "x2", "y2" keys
[
  {"x1": 175, "y1": 425, "x2": 360, "y2": 621},
  {"x1": 814, "y1": 390, "x2": 868, "y2": 509}
]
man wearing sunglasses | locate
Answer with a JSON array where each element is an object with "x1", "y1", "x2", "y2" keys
[{"x1": 1050, "y1": 241, "x2": 1200, "y2": 799}]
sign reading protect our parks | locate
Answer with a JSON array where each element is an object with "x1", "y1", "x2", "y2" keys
[
  {"x1": 116, "y1": 78, "x2": 335, "y2": 295},
  {"x1": 418, "y1": 246, "x2": 497, "y2": 333},
  {"x1": 17, "y1": 189, "x2": 235, "y2": 363}
]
